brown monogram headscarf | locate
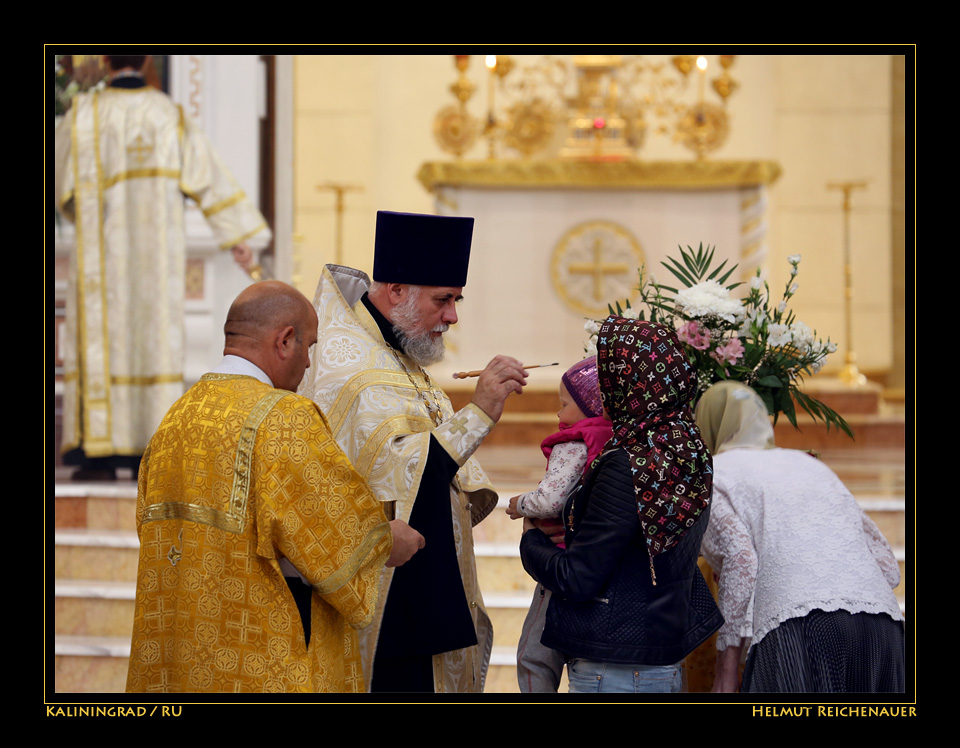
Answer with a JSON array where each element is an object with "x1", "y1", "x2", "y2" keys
[{"x1": 596, "y1": 316, "x2": 713, "y2": 564}]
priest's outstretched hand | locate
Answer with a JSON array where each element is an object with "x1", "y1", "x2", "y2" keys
[{"x1": 471, "y1": 355, "x2": 528, "y2": 422}]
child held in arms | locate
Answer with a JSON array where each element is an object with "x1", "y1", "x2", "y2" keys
[{"x1": 507, "y1": 357, "x2": 612, "y2": 693}]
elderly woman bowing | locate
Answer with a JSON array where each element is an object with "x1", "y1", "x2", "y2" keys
[{"x1": 696, "y1": 381, "x2": 904, "y2": 693}]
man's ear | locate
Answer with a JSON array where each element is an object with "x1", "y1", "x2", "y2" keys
[
  {"x1": 386, "y1": 283, "x2": 407, "y2": 305},
  {"x1": 275, "y1": 325, "x2": 297, "y2": 359}
]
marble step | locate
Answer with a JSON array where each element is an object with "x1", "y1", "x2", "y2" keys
[
  {"x1": 54, "y1": 635, "x2": 131, "y2": 694},
  {"x1": 54, "y1": 580, "x2": 135, "y2": 637},
  {"x1": 55, "y1": 528, "x2": 139, "y2": 582},
  {"x1": 54, "y1": 482, "x2": 137, "y2": 530}
]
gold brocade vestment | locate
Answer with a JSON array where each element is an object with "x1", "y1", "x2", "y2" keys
[
  {"x1": 54, "y1": 86, "x2": 271, "y2": 459},
  {"x1": 298, "y1": 264, "x2": 498, "y2": 693},
  {"x1": 126, "y1": 374, "x2": 391, "y2": 693}
]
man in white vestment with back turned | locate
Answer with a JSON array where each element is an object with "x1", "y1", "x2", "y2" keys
[{"x1": 54, "y1": 54, "x2": 270, "y2": 478}]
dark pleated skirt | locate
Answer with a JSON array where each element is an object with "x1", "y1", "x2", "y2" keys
[{"x1": 741, "y1": 609, "x2": 905, "y2": 693}]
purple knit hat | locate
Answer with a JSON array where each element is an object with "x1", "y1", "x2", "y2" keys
[{"x1": 562, "y1": 356, "x2": 602, "y2": 418}]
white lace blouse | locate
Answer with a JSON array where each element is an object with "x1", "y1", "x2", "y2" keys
[{"x1": 701, "y1": 448, "x2": 902, "y2": 652}]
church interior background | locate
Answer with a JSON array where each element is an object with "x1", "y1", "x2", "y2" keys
[{"x1": 51, "y1": 52, "x2": 910, "y2": 695}]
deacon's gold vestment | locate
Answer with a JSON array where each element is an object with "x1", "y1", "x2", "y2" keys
[
  {"x1": 298, "y1": 265, "x2": 498, "y2": 693},
  {"x1": 126, "y1": 374, "x2": 391, "y2": 693},
  {"x1": 54, "y1": 86, "x2": 270, "y2": 460}
]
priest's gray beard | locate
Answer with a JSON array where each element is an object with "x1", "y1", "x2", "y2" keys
[{"x1": 391, "y1": 286, "x2": 448, "y2": 366}]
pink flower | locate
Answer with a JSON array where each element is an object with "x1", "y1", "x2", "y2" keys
[
  {"x1": 710, "y1": 338, "x2": 745, "y2": 366},
  {"x1": 677, "y1": 321, "x2": 712, "y2": 350}
]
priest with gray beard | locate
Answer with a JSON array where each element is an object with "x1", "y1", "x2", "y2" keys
[{"x1": 298, "y1": 211, "x2": 527, "y2": 693}]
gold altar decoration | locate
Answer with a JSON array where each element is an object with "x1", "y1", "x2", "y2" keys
[
  {"x1": 558, "y1": 55, "x2": 633, "y2": 160},
  {"x1": 673, "y1": 56, "x2": 734, "y2": 159},
  {"x1": 418, "y1": 158, "x2": 782, "y2": 194},
  {"x1": 433, "y1": 56, "x2": 480, "y2": 157},
  {"x1": 431, "y1": 54, "x2": 739, "y2": 162},
  {"x1": 550, "y1": 220, "x2": 645, "y2": 318}
]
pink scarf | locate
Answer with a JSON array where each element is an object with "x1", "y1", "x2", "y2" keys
[{"x1": 540, "y1": 416, "x2": 612, "y2": 468}]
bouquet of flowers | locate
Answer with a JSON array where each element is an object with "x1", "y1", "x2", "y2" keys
[{"x1": 585, "y1": 244, "x2": 852, "y2": 438}]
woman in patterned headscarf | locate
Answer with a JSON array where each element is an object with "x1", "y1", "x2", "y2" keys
[
  {"x1": 696, "y1": 381, "x2": 904, "y2": 692},
  {"x1": 519, "y1": 316, "x2": 722, "y2": 693}
]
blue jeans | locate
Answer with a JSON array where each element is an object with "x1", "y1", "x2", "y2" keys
[{"x1": 567, "y1": 659, "x2": 682, "y2": 693}]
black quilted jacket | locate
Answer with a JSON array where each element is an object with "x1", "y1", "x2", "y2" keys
[{"x1": 520, "y1": 448, "x2": 723, "y2": 665}]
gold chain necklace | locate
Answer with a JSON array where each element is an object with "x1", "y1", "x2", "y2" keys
[{"x1": 385, "y1": 343, "x2": 445, "y2": 426}]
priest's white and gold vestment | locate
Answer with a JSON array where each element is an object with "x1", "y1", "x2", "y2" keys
[
  {"x1": 298, "y1": 265, "x2": 497, "y2": 693},
  {"x1": 54, "y1": 86, "x2": 270, "y2": 460},
  {"x1": 125, "y1": 374, "x2": 391, "y2": 693}
]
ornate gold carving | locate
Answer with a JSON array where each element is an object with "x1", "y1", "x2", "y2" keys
[
  {"x1": 560, "y1": 56, "x2": 633, "y2": 160},
  {"x1": 550, "y1": 220, "x2": 645, "y2": 317},
  {"x1": 434, "y1": 56, "x2": 480, "y2": 158},
  {"x1": 503, "y1": 100, "x2": 554, "y2": 156},
  {"x1": 418, "y1": 158, "x2": 781, "y2": 192},
  {"x1": 434, "y1": 104, "x2": 479, "y2": 157},
  {"x1": 675, "y1": 102, "x2": 730, "y2": 160},
  {"x1": 429, "y1": 54, "x2": 742, "y2": 162}
]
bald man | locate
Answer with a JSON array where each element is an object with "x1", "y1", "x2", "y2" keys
[{"x1": 127, "y1": 281, "x2": 423, "y2": 693}]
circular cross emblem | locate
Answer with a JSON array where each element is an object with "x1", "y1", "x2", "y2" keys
[{"x1": 550, "y1": 220, "x2": 644, "y2": 317}]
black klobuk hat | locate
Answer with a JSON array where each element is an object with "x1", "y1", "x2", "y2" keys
[{"x1": 373, "y1": 210, "x2": 474, "y2": 287}]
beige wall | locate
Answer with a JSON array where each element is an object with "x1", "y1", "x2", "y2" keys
[{"x1": 292, "y1": 53, "x2": 904, "y2": 380}]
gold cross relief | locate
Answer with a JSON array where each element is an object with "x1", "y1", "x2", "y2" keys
[{"x1": 568, "y1": 238, "x2": 630, "y2": 301}]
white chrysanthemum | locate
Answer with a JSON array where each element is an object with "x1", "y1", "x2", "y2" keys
[
  {"x1": 675, "y1": 280, "x2": 745, "y2": 323},
  {"x1": 790, "y1": 282, "x2": 799, "y2": 294},
  {"x1": 826, "y1": 341, "x2": 838, "y2": 354},
  {"x1": 767, "y1": 323, "x2": 792, "y2": 347},
  {"x1": 787, "y1": 254, "x2": 802, "y2": 265},
  {"x1": 621, "y1": 307, "x2": 639, "y2": 320},
  {"x1": 750, "y1": 276, "x2": 764, "y2": 290},
  {"x1": 790, "y1": 320, "x2": 815, "y2": 352},
  {"x1": 584, "y1": 319, "x2": 602, "y2": 335}
]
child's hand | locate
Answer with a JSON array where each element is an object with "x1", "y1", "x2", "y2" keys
[{"x1": 506, "y1": 495, "x2": 524, "y2": 520}]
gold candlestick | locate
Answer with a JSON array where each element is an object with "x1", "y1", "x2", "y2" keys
[
  {"x1": 827, "y1": 180, "x2": 869, "y2": 387},
  {"x1": 433, "y1": 56, "x2": 479, "y2": 158},
  {"x1": 317, "y1": 182, "x2": 363, "y2": 266},
  {"x1": 484, "y1": 55, "x2": 498, "y2": 160}
]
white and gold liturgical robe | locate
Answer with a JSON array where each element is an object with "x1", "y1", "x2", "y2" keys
[
  {"x1": 298, "y1": 264, "x2": 498, "y2": 693},
  {"x1": 126, "y1": 374, "x2": 391, "y2": 693},
  {"x1": 54, "y1": 86, "x2": 271, "y2": 459}
]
